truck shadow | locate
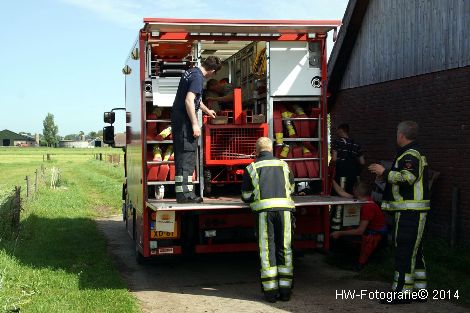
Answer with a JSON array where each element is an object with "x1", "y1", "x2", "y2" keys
[
  {"x1": 1, "y1": 214, "x2": 129, "y2": 291},
  {"x1": 95, "y1": 216, "x2": 361, "y2": 311},
  {"x1": 3, "y1": 215, "x2": 465, "y2": 312}
]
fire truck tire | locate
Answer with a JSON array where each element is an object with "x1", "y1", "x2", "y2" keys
[
  {"x1": 125, "y1": 206, "x2": 128, "y2": 230},
  {"x1": 132, "y1": 207, "x2": 136, "y2": 240},
  {"x1": 135, "y1": 243, "x2": 146, "y2": 265},
  {"x1": 122, "y1": 183, "x2": 127, "y2": 221}
]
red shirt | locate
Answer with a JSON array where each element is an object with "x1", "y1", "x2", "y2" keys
[{"x1": 360, "y1": 197, "x2": 386, "y2": 232}]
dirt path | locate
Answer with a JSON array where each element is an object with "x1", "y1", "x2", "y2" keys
[{"x1": 97, "y1": 216, "x2": 467, "y2": 313}]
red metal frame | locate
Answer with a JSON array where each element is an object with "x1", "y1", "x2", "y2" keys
[
  {"x1": 320, "y1": 38, "x2": 329, "y2": 196},
  {"x1": 139, "y1": 33, "x2": 150, "y2": 258},
  {"x1": 204, "y1": 123, "x2": 268, "y2": 166},
  {"x1": 199, "y1": 213, "x2": 254, "y2": 228},
  {"x1": 196, "y1": 243, "x2": 257, "y2": 253},
  {"x1": 194, "y1": 241, "x2": 318, "y2": 254},
  {"x1": 150, "y1": 33, "x2": 313, "y2": 42},
  {"x1": 209, "y1": 167, "x2": 246, "y2": 184},
  {"x1": 130, "y1": 18, "x2": 336, "y2": 258}
]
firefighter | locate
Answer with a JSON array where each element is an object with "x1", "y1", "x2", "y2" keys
[
  {"x1": 369, "y1": 121, "x2": 429, "y2": 304},
  {"x1": 171, "y1": 56, "x2": 221, "y2": 203},
  {"x1": 241, "y1": 137, "x2": 295, "y2": 303}
]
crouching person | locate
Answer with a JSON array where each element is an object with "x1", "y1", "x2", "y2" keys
[
  {"x1": 331, "y1": 182, "x2": 387, "y2": 270},
  {"x1": 241, "y1": 137, "x2": 295, "y2": 303}
]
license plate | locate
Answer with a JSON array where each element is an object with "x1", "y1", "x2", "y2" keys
[
  {"x1": 150, "y1": 221, "x2": 179, "y2": 239},
  {"x1": 154, "y1": 230, "x2": 178, "y2": 239}
]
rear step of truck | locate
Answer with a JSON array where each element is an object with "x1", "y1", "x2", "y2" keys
[{"x1": 147, "y1": 196, "x2": 365, "y2": 211}]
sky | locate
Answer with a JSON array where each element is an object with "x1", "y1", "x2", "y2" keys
[{"x1": 0, "y1": 0, "x2": 348, "y2": 136}]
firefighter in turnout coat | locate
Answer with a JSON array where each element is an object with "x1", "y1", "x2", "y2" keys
[
  {"x1": 369, "y1": 121, "x2": 429, "y2": 304},
  {"x1": 241, "y1": 137, "x2": 295, "y2": 303}
]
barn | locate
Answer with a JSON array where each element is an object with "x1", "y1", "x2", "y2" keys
[
  {"x1": 328, "y1": 0, "x2": 470, "y2": 243},
  {"x1": 0, "y1": 129, "x2": 36, "y2": 147}
]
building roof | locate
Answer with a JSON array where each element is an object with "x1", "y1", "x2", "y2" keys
[
  {"x1": 0, "y1": 129, "x2": 35, "y2": 141},
  {"x1": 328, "y1": 0, "x2": 470, "y2": 107},
  {"x1": 327, "y1": 0, "x2": 370, "y2": 108}
]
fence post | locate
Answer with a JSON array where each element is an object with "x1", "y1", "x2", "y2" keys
[
  {"x1": 12, "y1": 186, "x2": 22, "y2": 234},
  {"x1": 25, "y1": 176, "x2": 30, "y2": 198},
  {"x1": 43, "y1": 154, "x2": 45, "y2": 162},
  {"x1": 35, "y1": 169, "x2": 38, "y2": 193},
  {"x1": 99, "y1": 153, "x2": 103, "y2": 161},
  {"x1": 41, "y1": 164, "x2": 46, "y2": 184},
  {"x1": 47, "y1": 154, "x2": 51, "y2": 161}
]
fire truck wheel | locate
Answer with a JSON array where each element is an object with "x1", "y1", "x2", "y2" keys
[
  {"x1": 135, "y1": 243, "x2": 146, "y2": 265},
  {"x1": 122, "y1": 183, "x2": 127, "y2": 221}
]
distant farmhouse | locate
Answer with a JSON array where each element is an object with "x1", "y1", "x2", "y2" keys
[
  {"x1": 0, "y1": 129, "x2": 37, "y2": 147},
  {"x1": 58, "y1": 138, "x2": 103, "y2": 148},
  {"x1": 89, "y1": 137, "x2": 103, "y2": 148},
  {"x1": 59, "y1": 140, "x2": 91, "y2": 148}
]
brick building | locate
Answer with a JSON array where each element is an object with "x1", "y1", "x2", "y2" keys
[{"x1": 328, "y1": 0, "x2": 470, "y2": 243}]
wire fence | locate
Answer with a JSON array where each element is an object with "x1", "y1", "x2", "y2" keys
[
  {"x1": 94, "y1": 153, "x2": 121, "y2": 165},
  {"x1": 0, "y1": 165, "x2": 61, "y2": 240}
]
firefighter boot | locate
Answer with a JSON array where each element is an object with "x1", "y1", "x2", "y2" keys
[
  {"x1": 278, "y1": 290, "x2": 291, "y2": 301},
  {"x1": 264, "y1": 291, "x2": 277, "y2": 303},
  {"x1": 176, "y1": 170, "x2": 202, "y2": 203}
]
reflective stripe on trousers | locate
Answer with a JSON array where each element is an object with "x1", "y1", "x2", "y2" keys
[
  {"x1": 258, "y1": 210, "x2": 293, "y2": 292},
  {"x1": 393, "y1": 211, "x2": 427, "y2": 292}
]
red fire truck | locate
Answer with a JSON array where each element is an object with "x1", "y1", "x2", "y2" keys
[{"x1": 103, "y1": 18, "x2": 362, "y2": 262}]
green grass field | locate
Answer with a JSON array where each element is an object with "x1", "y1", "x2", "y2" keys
[{"x1": 0, "y1": 147, "x2": 139, "y2": 313}]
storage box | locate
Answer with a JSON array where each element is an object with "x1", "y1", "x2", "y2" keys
[{"x1": 210, "y1": 116, "x2": 229, "y2": 125}]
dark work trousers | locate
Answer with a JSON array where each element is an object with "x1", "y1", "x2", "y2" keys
[
  {"x1": 393, "y1": 211, "x2": 427, "y2": 292},
  {"x1": 172, "y1": 121, "x2": 197, "y2": 199},
  {"x1": 257, "y1": 210, "x2": 293, "y2": 297}
]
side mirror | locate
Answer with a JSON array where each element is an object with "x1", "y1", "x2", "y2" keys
[
  {"x1": 104, "y1": 112, "x2": 115, "y2": 124},
  {"x1": 103, "y1": 126, "x2": 115, "y2": 145}
]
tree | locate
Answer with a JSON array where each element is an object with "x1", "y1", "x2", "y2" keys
[
  {"x1": 64, "y1": 134, "x2": 78, "y2": 140},
  {"x1": 43, "y1": 113, "x2": 59, "y2": 147},
  {"x1": 78, "y1": 131, "x2": 85, "y2": 141},
  {"x1": 88, "y1": 131, "x2": 98, "y2": 139},
  {"x1": 19, "y1": 132, "x2": 33, "y2": 138}
]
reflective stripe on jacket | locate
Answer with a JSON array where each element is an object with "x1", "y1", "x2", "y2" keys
[
  {"x1": 382, "y1": 142, "x2": 430, "y2": 211},
  {"x1": 241, "y1": 151, "x2": 295, "y2": 212}
]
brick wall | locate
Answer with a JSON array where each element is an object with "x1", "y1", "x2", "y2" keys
[{"x1": 330, "y1": 65, "x2": 470, "y2": 244}]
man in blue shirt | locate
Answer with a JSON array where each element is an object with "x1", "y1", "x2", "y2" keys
[{"x1": 172, "y1": 56, "x2": 221, "y2": 203}]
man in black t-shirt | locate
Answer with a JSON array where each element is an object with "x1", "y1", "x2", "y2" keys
[
  {"x1": 331, "y1": 123, "x2": 365, "y2": 194},
  {"x1": 171, "y1": 56, "x2": 221, "y2": 203}
]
